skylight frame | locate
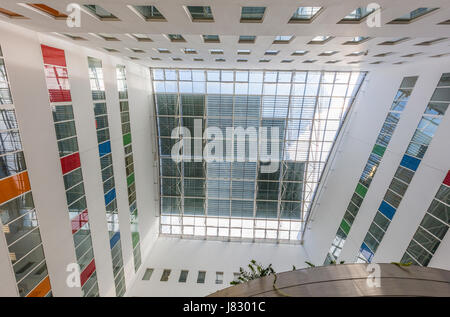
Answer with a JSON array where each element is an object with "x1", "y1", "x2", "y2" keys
[
  {"x1": 82, "y1": 4, "x2": 120, "y2": 21},
  {"x1": 203, "y1": 35, "x2": 220, "y2": 43},
  {"x1": 186, "y1": 6, "x2": 214, "y2": 22},
  {"x1": 239, "y1": 35, "x2": 257, "y2": 44},
  {"x1": 167, "y1": 34, "x2": 186, "y2": 43},
  {"x1": 0, "y1": 7, "x2": 27, "y2": 19},
  {"x1": 240, "y1": 6, "x2": 266, "y2": 23},
  {"x1": 128, "y1": 5, "x2": 166, "y2": 21},
  {"x1": 152, "y1": 68, "x2": 366, "y2": 243},
  {"x1": 22, "y1": 3, "x2": 67, "y2": 19},
  {"x1": 308, "y1": 36, "x2": 333, "y2": 45},
  {"x1": 343, "y1": 36, "x2": 371, "y2": 45},
  {"x1": 339, "y1": 7, "x2": 377, "y2": 24}
]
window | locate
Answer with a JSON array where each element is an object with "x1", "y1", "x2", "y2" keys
[
  {"x1": 83, "y1": 5, "x2": 119, "y2": 20},
  {"x1": 161, "y1": 269, "x2": 171, "y2": 281},
  {"x1": 157, "y1": 48, "x2": 171, "y2": 54},
  {"x1": 240, "y1": 7, "x2": 266, "y2": 22},
  {"x1": 142, "y1": 268, "x2": 154, "y2": 280},
  {"x1": 289, "y1": 7, "x2": 322, "y2": 23},
  {"x1": 183, "y1": 49, "x2": 197, "y2": 54},
  {"x1": 343, "y1": 36, "x2": 370, "y2": 45},
  {"x1": 273, "y1": 36, "x2": 293, "y2": 44},
  {"x1": 291, "y1": 50, "x2": 308, "y2": 56},
  {"x1": 203, "y1": 35, "x2": 220, "y2": 43},
  {"x1": 154, "y1": 69, "x2": 365, "y2": 240},
  {"x1": 197, "y1": 271, "x2": 206, "y2": 283},
  {"x1": 187, "y1": 6, "x2": 213, "y2": 22},
  {"x1": 215, "y1": 272, "x2": 223, "y2": 284},
  {"x1": 233, "y1": 272, "x2": 240, "y2": 283},
  {"x1": 94, "y1": 33, "x2": 119, "y2": 41},
  {"x1": 281, "y1": 59, "x2": 294, "y2": 63},
  {"x1": 210, "y1": 49, "x2": 224, "y2": 55},
  {"x1": 389, "y1": 8, "x2": 439, "y2": 24},
  {"x1": 179, "y1": 270, "x2": 189, "y2": 283},
  {"x1": 238, "y1": 36, "x2": 256, "y2": 43},
  {"x1": 340, "y1": 7, "x2": 376, "y2": 23},
  {"x1": 61, "y1": 33, "x2": 85, "y2": 41},
  {"x1": 319, "y1": 51, "x2": 338, "y2": 56},
  {"x1": 264, "y1": 50, "x2": 279, "y2": 56},
  {"x1": 378, "y1": 37, "x2": 410, "y2": 45},
  {"x1": 128, "y1": 34, "x2": 152, "y2": 42},
  {"x1": 167, "y1": 34, "x2": 185, "y2": 42},
  {"x1": 308, "y1": 36, "x2": 333, "y2": 44},
  {"x1": 130, "y1": 5, "x2": 165, "y2": 21}
]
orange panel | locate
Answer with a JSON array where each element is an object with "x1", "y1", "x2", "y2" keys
[
  {"x1": 26, "y1": 276, "x2": 51, "y2": 297},
  {"x1": 28, "y1": 4, "x2": 67, "y2": 18},
  {"x1": 0, "y1": 172, "x2": 31, "y2": 205}
]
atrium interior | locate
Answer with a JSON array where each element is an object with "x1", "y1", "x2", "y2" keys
[{"x1": 0, "y1": 0, "x2": 449, "y2": 297}]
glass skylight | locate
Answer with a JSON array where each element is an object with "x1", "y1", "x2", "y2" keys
[
  {"x1": 167, "y1": 34, "x2": 185, "y2": 42},
  {"x1": 152, "y1": 69, "x2": 366, "y2": 242},
  {"x1": 131, "y1": 5, "x2": 165, "y2": 20},
  {"x1": 390, "y1": 7, "x2": 439, "y2": 23},
  {"x1": 289, "y1": 7, "x2": 322, "y2": 22},
  {"x1": 340, "y1": 7, "x2": 376, "y2": 22},
  {"x1": 83, "y1": 5, "x2": 118, "y2": 20},
  {"x1": 239, "y1": 35, "x2": 256, "y2": 43},
  {"x1": 241, "y1": 7, "x2": 266, "y2": 22},
  {"x1": 309, "y1": 36, "x2": 333, "y2": 44},
  {"x1": 187, "y1": 6, "x2": 214, "y2": 21},
  {"x1": 203, "y1": 35, "x2": 220, "y2": 43}
]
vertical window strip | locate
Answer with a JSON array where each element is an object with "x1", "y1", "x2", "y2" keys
[
  {"x1": 356, "y1": 73, "x2": 450, "y2": 263},
  {"x1": 87, "y1": 57, "x2": 126, "y2": 296},
  {"x1": 326, "y1": 76, "x2": 418, "y2": 264},
  {"x1": 40, "y1": 44, "x2": 98, "y2": 297},
  {"x1": 0, "y1": 47, "x2": 52, "y2": 297},
  {"x1": 400, "y1": 171, "x2": 450, "y2": 266},
  {"x1": 116, "y1": 65, "x2": 141, "y2": 272}
]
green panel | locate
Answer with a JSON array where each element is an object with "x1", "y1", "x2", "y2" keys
[
  {"x1": 127, "y1": 173, "x2": 135, "y2": 186},
  {"x1": 340, "y1": 219, "x2": 350, "y2": 235},
  {"x1": 123, "y1": 133, "x2": 132, "y2": 145},
  {"x1": 372, "y1": 144, "x2": 386, "y2": 157},
  {"x1": 132, "y1": 232, "x2": 140, "y2": 248},
  {"x1": 355, "y1": 183, "x2": 368, "y2": 198}
]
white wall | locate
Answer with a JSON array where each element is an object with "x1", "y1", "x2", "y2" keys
[
  {"x1": 128, "y1": 236, "x2": 310, "y2": 297},
  {"x1": 303, "y1": 58, "x2": 450, "y2": 268},
  {"x1": 0, "y1": 21, "x2": 158, "y2": 296}
]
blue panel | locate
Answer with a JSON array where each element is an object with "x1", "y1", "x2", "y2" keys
[
  {"x1": 98, "y1": 141, "x2": 111, "y2": 157},
  {"x1": 110, "y1": 231, "x2": 120, "y2": 249},
  {"x1": 104, "y1": 188, "x2": 116, "y2": 206},
  {"x1": 399, "y1": 154, "x2": 421, "y2": 172},
  {"x1": 378, "y1": 200, "x2": 396, "y2": 220},
  {"x1": 360, "y1": 243, "x2": 374, "y2": 263}
]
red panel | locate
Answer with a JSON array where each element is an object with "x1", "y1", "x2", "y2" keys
[
  {"x1": 80, "y1": 259, "x2": 96, "y2": 286},
  {"x1": 444, "y1": 170, "x2": 450, "y2": 187},
  {"x1": 44, "y1": 65, "x2": 72, "y2": 102},
  {"x1": 71, "y1": 209, "x2": 89, "y2": 234},
  {"x1": 41, "y1": 45, "x2": 67, "y2": 67},
  {"x1": 60, "y1": 152, "x2": 81, "y2": 175}
]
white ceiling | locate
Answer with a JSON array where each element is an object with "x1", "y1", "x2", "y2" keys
[{"x1": 1, "y1": 0, "x2": 450, "y2": 70}]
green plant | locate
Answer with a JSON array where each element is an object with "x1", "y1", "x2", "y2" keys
[
  {"x1": 391, "y1": 261, "x2": 412, "y2": 267},
  {"x1": 230, "y1": 260, "x2": 275, "y2": 285}
]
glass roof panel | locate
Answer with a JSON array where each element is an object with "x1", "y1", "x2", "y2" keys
[{"x1": 153, "y1": 69, "x2": 366, "y2": 242}]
